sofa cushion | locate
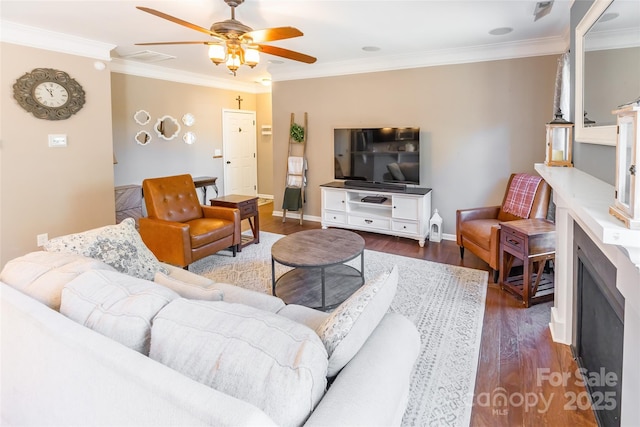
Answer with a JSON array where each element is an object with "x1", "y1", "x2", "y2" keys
[
  {"x1": 44, "y1": 218, "x2": 165, "y2": 281},
  {"x1": 60, "y1": 270, "x2": 179, "y2": 355},
  {"x1": 154, "y1": 271, "x2": 224, "y2": 301},
  {"x1": 315, "y1": 265, "x2": 398, "y2": 377},
  {"x1": 150, "y1": 299, "x2": 328, "y2": 427},
  {"x1": 0, "y1": 251, "x2": 116, "y2": 311}
]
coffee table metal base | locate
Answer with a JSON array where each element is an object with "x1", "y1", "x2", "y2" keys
[{"x1": 272, "y1": 257, "x2": 364, "y2": 311}]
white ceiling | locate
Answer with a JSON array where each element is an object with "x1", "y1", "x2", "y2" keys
[{"x1": 1, "y1": 0, "x2": 574, "y2": 91}]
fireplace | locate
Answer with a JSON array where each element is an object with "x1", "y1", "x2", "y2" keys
[{"x1": 573, "y1": 224, "x2": 624, "y2": 427}]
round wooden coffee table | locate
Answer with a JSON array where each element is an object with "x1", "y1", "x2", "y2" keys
[{"x1": 271, "y1": 229, "x2": 365, "y2": 311}]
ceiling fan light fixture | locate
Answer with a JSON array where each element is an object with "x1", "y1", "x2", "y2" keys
[
  {"x1": 226, "y1": 52, "x2": 241, "y2": 75},
  {"x1": 244, "y1": 47, "x2": 260, "y2": 67},
  {"x1": 208, "y1": 44, "x2": 226, "y2": 64}
]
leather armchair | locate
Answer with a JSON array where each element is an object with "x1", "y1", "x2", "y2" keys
[
  {"x1": 456, "y1": 173, "x2": 551, "y2": 282},
  {"x1": 139, "y1": 174, "x2": 241, "y2": 268}
]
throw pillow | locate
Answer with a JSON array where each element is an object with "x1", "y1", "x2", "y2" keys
[
  {"x1": 150, "y1": 299, "x2": 328, "y2": 427},
  {"x1": 60, "y1": 269, "x2": 179, "y2": 355},
  {"x1": 154, "y1": 271, "x2": 223, "y2": 301},
  {"x1": 315, "y1": 264, "x2": 398, "y2": 377},
  {"x1": 0, "y1": 251, "x2": 116, "y2": 311},
  {"x1": 44, "y1": 218, "x2": 164, "y2": 281}
]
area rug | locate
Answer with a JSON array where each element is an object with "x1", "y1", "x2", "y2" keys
[{"x1": 191, "y1": 231, "x2": 488, "y2": 427}]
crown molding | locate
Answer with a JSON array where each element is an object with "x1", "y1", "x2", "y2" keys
[
  {"x1": 0, "y1": 20, "x2": 115, "y2": 60},
  {"x1": 585, "y1": 27, "x2": 640, "y2": 51},
  {"x1": 109, "y1": 59, "x2": 270, "y2": 94},
  {"x1": 271, "y1": 34, "x2": 569, "y2": 83}
]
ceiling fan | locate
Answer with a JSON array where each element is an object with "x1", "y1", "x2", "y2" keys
[{"x1": 135, "y1": 0, "x2": 316, "y2": 76}]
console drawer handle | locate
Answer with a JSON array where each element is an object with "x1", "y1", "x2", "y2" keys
[
  {"x1": 365, "y1": 219, "x2": 373, "y2": 224},
  {"x1": 507, "y1": 238, "x2": 520, "y2": 246}
]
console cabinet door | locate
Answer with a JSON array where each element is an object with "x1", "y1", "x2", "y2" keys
[
  {"x1": 323, "y1": 189, "x2": 346, "y2": 211},
  {"x1": 392, "y1": 195, "x2": 419, "y2": 221}
]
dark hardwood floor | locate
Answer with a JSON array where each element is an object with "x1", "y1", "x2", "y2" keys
[{"x1": 254, "y1": 202, "x2": 597, "y2": 426}]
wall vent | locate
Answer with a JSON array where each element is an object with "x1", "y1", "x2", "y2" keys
[{"x1": 118, "y1": 50, "x2": 176, "y2": 63}]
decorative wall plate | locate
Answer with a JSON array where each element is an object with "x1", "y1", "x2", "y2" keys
[
  {"x1": 182, "y1": 113, "x2": 195, "y2": 126},
  {"x1": 183, "y1": 131, "x2": 196, "y2": 145},
  {"x1": 13, "y1": 68, "x2": 85, "y2": 120}
]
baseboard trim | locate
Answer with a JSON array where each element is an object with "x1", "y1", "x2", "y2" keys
[{"x1": 272, "y1": 210, "x2": 321, "y2": 223}]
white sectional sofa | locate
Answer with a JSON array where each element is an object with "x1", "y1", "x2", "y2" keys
[{"x1": 0, "y1": 219, "x2": 420, "y2": 426}]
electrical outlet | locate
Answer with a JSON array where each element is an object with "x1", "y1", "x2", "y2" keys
[{"x1": 37, "y1": 233, "x2": 48, "y2": 247}]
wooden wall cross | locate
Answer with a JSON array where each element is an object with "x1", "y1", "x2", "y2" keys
[{"x1": 236, "y1": 96, "x2": 243, "y2": 109}]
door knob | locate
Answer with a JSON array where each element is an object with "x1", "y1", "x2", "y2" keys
[{"x1": 226, "y1": 161, "x2": 231, "y2": 164}]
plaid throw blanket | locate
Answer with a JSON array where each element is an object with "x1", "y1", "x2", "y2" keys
[{"x1": 502, "y1": 173, "x2": 543, "y2": 218}]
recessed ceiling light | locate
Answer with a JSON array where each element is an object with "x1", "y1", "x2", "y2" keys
[
  {"x1": 489, "y1": 27, "x2": 513, "y2": 36},
  {"x1": 599, "y1": 12, "x2": 619, "y2": 23},
  {"x1": 362, "y1": 46, "x2": 381, "y2": 52},
  {"x1": 268, "y1": 59, "x2": 284, "y2": 65}
]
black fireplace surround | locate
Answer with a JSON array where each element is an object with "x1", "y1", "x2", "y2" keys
[{"x1": 573, "y1": 224, "x2": 624, "y2": 427}]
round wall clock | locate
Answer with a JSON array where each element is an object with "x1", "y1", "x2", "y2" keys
[{"x1": 13, "y1": 68, "x2": 85, "y2": 120}]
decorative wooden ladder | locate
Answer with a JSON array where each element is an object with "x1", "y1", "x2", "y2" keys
[{"x1": 283, "y1": 112, "x2": 307, "y2": 224}]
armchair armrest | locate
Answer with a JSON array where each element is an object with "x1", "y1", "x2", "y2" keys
[
  {"x1": 202, "y1": 206, "x2": 241, "y2": 246},
  {"x1": 139, "y1": 218, "x2": 191, "y2": 266}
]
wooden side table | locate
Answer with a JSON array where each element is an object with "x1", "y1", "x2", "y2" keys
[
  {"x1": 210, "y1": 194, "x2": 259, "y2": 251},
  {"x1": 499, "y1": 219, "x2": 556, "y2": 307}
]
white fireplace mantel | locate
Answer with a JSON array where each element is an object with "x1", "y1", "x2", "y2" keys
[
  {"x1": 535, "y1": 164, "x2": 640, "y2": 269},
  {"x1": 535, "y1": 163, "x2": 640, "y2": 426}
]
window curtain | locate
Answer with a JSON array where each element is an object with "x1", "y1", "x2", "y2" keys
[{"x1": 553, "y1": 51, "x2": 570, "y2": 120}]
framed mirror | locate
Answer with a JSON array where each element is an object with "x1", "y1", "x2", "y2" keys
[
  {"x1": 182, "y1": 113, "x2": 196, "y2": 127},
  {"x1": 135, "y1": 130, "x2": 152, "y2": 145},
  {"x1": 575, "y1": 0, "x2": 640, "y2": 145},
  {"x1": 154, "y1": 115, "x2": 181, "y2": 141},
  {"x1": 134, "y1": 109, "x2": 150, "y2": 125},
  {"x1": 183, "y1": 131, "x2": 197, "y2": 145}
]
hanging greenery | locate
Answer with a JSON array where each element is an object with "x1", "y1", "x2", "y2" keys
[{"x1": 290, "y1": 122, "x2": 305, "y2": 143}]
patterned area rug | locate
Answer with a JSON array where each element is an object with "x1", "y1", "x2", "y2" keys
[{"x1": 191, "y1": 231, "x2": 488, "y2": 427}]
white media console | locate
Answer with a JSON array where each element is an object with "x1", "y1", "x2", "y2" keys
[{"x1": 320, "y1": 182, "x2": 432, "y2": 247}]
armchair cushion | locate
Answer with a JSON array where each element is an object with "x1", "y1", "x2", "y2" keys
[
  {"x1": 458, "y1": 219, "x2": 500, "y2": 251},
  {"x1": 187, "y1": 218, "x2": 235, "y2": 248},
  {"x1": 44, "y1": 218, "x2": 165, "y2": 281}
]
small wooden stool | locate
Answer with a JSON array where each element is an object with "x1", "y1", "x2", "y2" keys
[{"x1": 499, "y1": 219, "x2": 555, "y2": 307}]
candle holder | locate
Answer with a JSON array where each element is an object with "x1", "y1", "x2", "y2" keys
[{"x1": 545, "y1": 109, "x2": 574, "y2": 167}]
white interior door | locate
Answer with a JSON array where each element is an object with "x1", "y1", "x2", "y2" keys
[{"x1": 222, "y1": 109, "x2": 257, "y2": 196}]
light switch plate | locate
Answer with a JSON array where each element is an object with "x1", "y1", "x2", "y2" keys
[{"x1": 48, "y1": 134, "x2": 67, "y2": 147}]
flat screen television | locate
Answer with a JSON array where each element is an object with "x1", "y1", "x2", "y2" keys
[{"x1": 334, "y1": 127, "x2": 421, "y2": 185}]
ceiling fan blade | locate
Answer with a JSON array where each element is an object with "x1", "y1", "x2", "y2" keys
[
  {"x1": 257, "y1": 44, "x2": 316, "y2": 64},
  {"x1": 135, "y1": 41, "x2": 214, "y2": 46},
  {"x1": 136, "y1": 6, "x2": 223, "y2": 40},
  {"x1": 243, "y1": 27, "x2": 303, "y2": 43}
]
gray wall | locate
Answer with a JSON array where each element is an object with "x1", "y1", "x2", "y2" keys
[{"x1": 272, "y1": 55, "x2": 559, "y2": 236}]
